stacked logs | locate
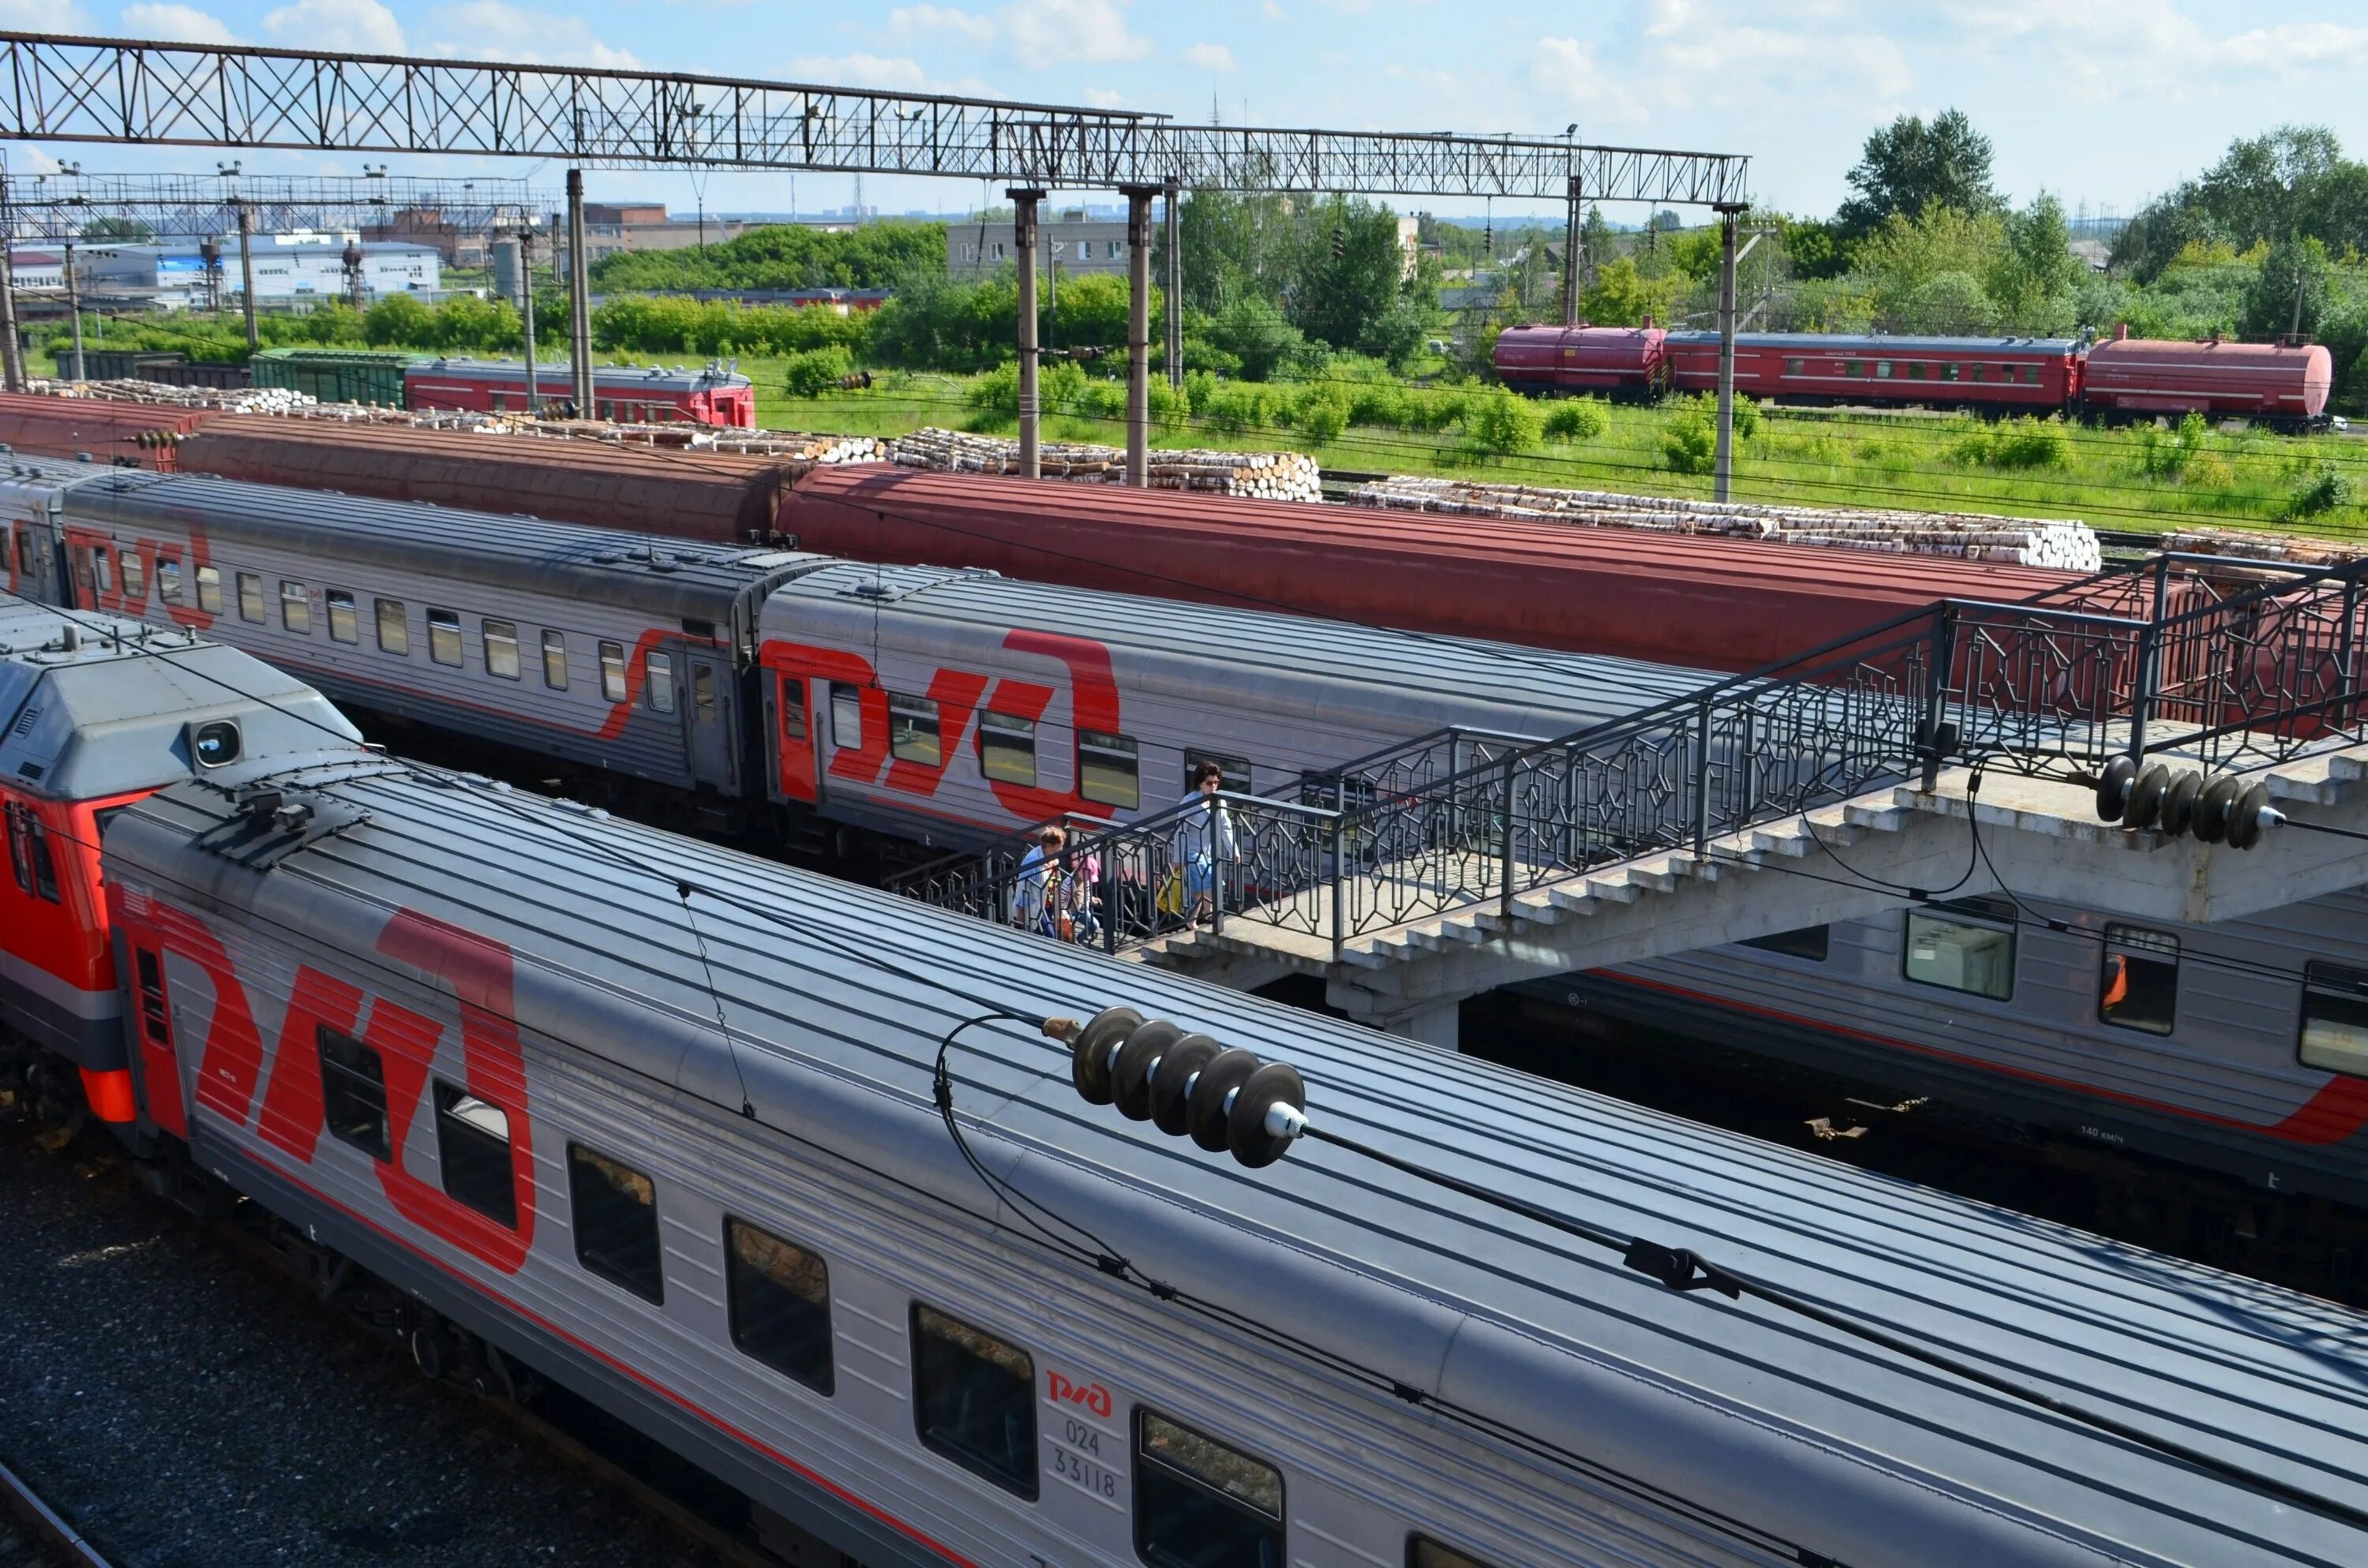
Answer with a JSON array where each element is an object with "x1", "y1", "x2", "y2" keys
[
  {"x1": 1345, "y1": 477, "x2": 2103, "y2": 571},
  {"x1": 2160, "y1": 528, "x2": 2362, "y2": 567},
  {"x1": 890, "y1": 426, "x2": 1321, "y2": 501},
  {"x1": 32, "y1": 378, "x2": 315, "y2": 415}
]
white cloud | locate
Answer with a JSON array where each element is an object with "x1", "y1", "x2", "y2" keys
[
  {"x1": 1947, "y1": 2, "x2": 2368, "y2": 97},
  {"x1": 885, "y1": 5, "x2": 995, "y2": 46},
  {"x1": 426, "y1": 4, "x2": 639, "y2": 69},
  {"x1": 119, "y1": 4, "x2": 235, "y2": 42},
  {"x1": 1261, "y1": 0, "x2": 1287, "y2": 16},
  {"x1": 790, "y1": 52, "x2": 930, "y2": 91},
  {"x1": 7, "y1": 0, "x2": 93, "y2": 28},
  {"x1": 1182, "y1": 41, "x2": 1235, "y2": 72},
  {"x1": 1082, "y1": 86, "x2": 1124, "y2": 107},
  {"x1": 261, "y1": 0, "x2": 405, "y2": 54},
  {"x1": 1528, "y1": 36, "x2": 1647, "y2": 127},
  {"x1": 1003, "y1": 0, "x2": 1148, "y2": 69}
]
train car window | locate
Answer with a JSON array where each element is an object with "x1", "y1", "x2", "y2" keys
[
  {"x1": 134, "y1": 950, "x2": 171, "y2": 1047},
  {"x1": 159, "y1": 559, "x2": 182, "y2": 605},
  {"x1": 327, "y1": 589, "x2": 359, "y2": 645},
  {"x1": 1845, "y1": 359, "x2": 1864, "y2": 377},
  {"x1": 1875, "y1": 361, "x2": 1893, "y2": 379},
  {"x1": 2021, "y1": 365, "x2": 2039, "y2": 384},
  {"x1": 1408, "y1": 1537, "x2": 1498, "y2": 1568},
  {"x1": 1783, "y1": 357, "x2": 1804, "y2": 376},
  {"x1": 12, "y1": 529, "x2": 27, "y2": 575},
  {"x1": 890, "y1": 693, "x2": 942, "y2": 766},
  {"x1": 122, "y1": 550, "x2": 145, "y2": 601},
  {"x1": 724, "y1": 1218, "x2": 834, "y2": 1394},
  {"x1": 1903, "y1": 896, "x2": 2016, "y2": 1001},
  {"x1": 597, "y1": 400, "x2": 613, "y2": 420},
  {"x1": 1742, "y1": 925, "x2": 1829, "y2": 962},
  {"x1": 433, "y1": 1083, "x2": 519, "y2": 1227},
  {"x1": 977, "y1": 711, "x2": 1036, "y2": 787},
  {"x1": 279, "y1": 580, "x2": 311, "y2": 634},
  {"x1": 377, "y1": 598, "x2": 409, "y2": 655},
  {"x1": 2299, "y1": 962, "x2": 2368, "y2": 1078},
  {"x1": 194, "y1": 563, "x2": 223, "y2": 614},
  {"x1": 428, "y1": 609, "x2": 463, "y2": 667},
  {"x1": 234, "y1": 571, "x2": 261, "y2": 622},
  {"x1": 831, "y1": 683, "x2": 863, "y2": 749},
  {"x1": 2099, "y1": 926, "x2": 2178, "y2": 1035},
  {"x1": 779, "y1": 676, "x2": 809, "y2": 740},
  {"x1": 693, "y1": 664, "x2": 718, "y2": 725},
  {"x1": 1907, "y1": 361, "x2": 1925, "y2": 380},
  {"x1": 600, "y1": 641, "x2": 628, "y2": 702},
  {"x1": 317, "y1": 1028, "x2": 391, "y2": 1161},
  {"x1": 911, "y1": 1304, "x2": 1036, "y2": 1499},
  {"x1": 645, "y1": 651, "x2": 677, "y2": 713},
  {"x1": 92, "y1": 547, "x2": 113, "y2": 593},
  {"x1": 73, "y1": 547, "x2": 92, "y2": 592},
  {"x1": 1969, "y1": 364, "x2": 1985, "y2": 383},
  {"x1": 1183, "y1": 750, "x2": 1252, "y2": 795},
  {"x1": 483, "y1": 619, "x2": 522, "y2": 680},
  {"x1": 568, "y1": 1144, "x2": 664, "y2": 1304},
  {"x1": 1940, "y1": 363, "x2": 1961, "y2": 382},
  {"x1": 1134, "y1": 1410, "x2": 1283, "y2": 1568},
  {"x1": 6, "y1": 805, "x2": 60, "y2": 903},
  {"x1": 1078, "y1": 730, "x2": 1140, "y2": 809},
  {"x1": 542, "y1": 630, "x2": 568, "y2": 690}
]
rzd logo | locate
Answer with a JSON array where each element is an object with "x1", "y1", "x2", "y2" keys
[{"x1": 1046, "y1": 1372, "x2": 1114, "y2": 1419}]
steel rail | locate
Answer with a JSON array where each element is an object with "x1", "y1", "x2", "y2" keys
[{"x1": 0, "y1": 1447, "x2": 114, "y2": 1568}]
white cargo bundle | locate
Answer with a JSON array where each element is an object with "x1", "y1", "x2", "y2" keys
[{"x1": 890, "y1": 426, "x2": 1321, "y2": 501}]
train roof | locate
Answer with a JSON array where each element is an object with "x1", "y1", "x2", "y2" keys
[
  {"x1": 111, "y1": 762, "x2": 2368, "y2": 1567},
  {"x1": 0, "y1": 593, "x2": 358, "y2": 801},
  {"x1": 31, "y1": 466, "x2": 832, "y2": 626},
  {"x1": 407, "y1": 357, "x2": 753, "y2": 391},
  {"x1": 766, "y1": 558, "x2": 1719, "y2": 734},
  {"x1": 1663, "y1": 331, "x2": 2084, "y2": 355}
]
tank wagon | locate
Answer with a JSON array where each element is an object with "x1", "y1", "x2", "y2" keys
[
  {"x1": 1497, "y1": 324, "x2": 2338, "y2": 429},
  {"x1": 0, "y1": 727, "x2": 2347, "y2": 1566}
]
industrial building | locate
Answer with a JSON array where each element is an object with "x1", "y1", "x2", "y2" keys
[{"x1": 75, "y1": 231, "x2": 441, "y2": 306}]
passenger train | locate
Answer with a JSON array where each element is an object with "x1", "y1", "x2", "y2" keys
[
  {"x1": 3, "y1": 607, "x2": 2362, "y2": 1566},
  {"x1": 2, "y1": 455, "x2": 2363, "y2": 1221}
]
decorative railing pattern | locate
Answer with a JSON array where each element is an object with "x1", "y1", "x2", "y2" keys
[{"x1": 897, "y1": 551, "x2": 2368, "y2": 961}]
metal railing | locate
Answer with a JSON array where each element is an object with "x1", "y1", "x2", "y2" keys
[{"x1": 897, "y1": 551, "x2": 2368, "y2": 962}]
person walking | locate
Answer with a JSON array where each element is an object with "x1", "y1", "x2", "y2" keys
[
  {"x1": 1172, "y1": 761, "x2": 1236, "y2": 926},
  {"x1": 1013, "y1": 825, "x2": 1067, "y2": 935}
]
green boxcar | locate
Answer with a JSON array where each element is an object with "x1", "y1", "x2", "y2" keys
[{"x1": 248, "y1": 347, "x2": 425, "y2": 408}]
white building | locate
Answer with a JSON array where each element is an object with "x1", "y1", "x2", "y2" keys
[
  {"x1": 6, "y1": 250, "x2": 65, "y2": 292},
  {"x1": 80, "y1": 230, "x2": 441, "y2": 304}
]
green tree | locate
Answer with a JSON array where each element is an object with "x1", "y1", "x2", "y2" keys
[
  {"x1": 2115, "y1": 126, "x2": 2364, "y2": 281},
  {"x1": 1206, "y1": 295, "x2": 1303, "y2": 380},
  {"x1": 81, "y1": 215, "x2": 155, "y2": 241},
  {"x1": 1986, "y1": 195, "x2": 2084, "y2": 332},
  {"x1": 363, "y1": 291, "x2": 431, "y2": 346},
  {"x1": 588, "y1": 219, "x2": 944, "y2": 291},
  {"x1": 1836, "y1": 110, "x2": 2000, "y2": 237},
  {"x1": 1853, "y1": 204, "x2": 2006, "y2": 329},
  {"x1": 2239, "y1": 234, "x2": 2332, "y2": 339},
  {"x1": 1576, "y1": 256, "x2": 1677, "y2": 326}
]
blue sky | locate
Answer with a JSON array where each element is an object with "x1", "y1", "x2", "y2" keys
[{"x1": 9, "y1": 2, "x2": 2368, "y2": 222}]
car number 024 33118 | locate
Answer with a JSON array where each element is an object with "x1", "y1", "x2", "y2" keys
[{"x1": 1047, "y1": 1414, "x2": 1123, "y2": 1510}]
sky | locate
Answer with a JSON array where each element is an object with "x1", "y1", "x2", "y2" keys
[{"x1": 7, "y1": 1, "x2": 2368, "y2": 223}]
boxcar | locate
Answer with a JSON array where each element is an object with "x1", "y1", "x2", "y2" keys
[{"x1": 249, "y1": 346, "x2": 423, "y2": 407}]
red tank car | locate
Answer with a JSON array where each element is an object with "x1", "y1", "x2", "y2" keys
[
  {"x1": 402, "y1": 357, "x2": 759, "y2": 428},
  {"x1": 0, "y1": 591, "x2": 359, "y2": 1132},
  {"x1": 1492, "y1": 324, "x2": 1668, "y2": 398},
  {"x1": 1665, "y1": 332, "x2": 2081, "y2": 412},
  {"x1": 2081, "y1": 328, "x2": 2334, "y2": 430}
]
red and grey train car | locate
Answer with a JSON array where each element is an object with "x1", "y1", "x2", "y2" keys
[
  {"x1": 402, "y1": 357, "x2": 759, "y2": 428},
  {"x1": 1494, "y1": 324, "x2": 2338, "y2": 429}
]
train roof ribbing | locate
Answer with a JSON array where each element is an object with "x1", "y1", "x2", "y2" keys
[
  {"x1": 407, "y1": 357, "x2": 752, "y2": 391},
  {"x1": 107, "y1": 763, "x2": 2368, "y2": 1567},
  {"x1": 1662, "y1": 331, "x2": 2085, "y2": 354}
]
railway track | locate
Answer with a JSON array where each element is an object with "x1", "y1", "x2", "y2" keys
[{"x1": 0, "y1": 1446, "x2": 112, "y2": 1568}]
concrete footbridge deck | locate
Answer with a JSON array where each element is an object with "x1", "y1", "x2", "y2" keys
[{"x1": 897, "y1": 553, "x2": 2368, "y2": 1048}]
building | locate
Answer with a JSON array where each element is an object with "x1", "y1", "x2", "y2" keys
[
  {"x1": 6, "y1": 250, "x2": 64, "y2": 292},
  {"x1": 947, "y1": 217, "x2": 1137, "y2": 278},
  {"x1": 549, "y1": 202, "x2": 752, "y2": 272},
  {"x1": 78, "y1": 231, "x2": 442, "y2": 305},
  {"x1": 369, "y1": 207, "x2": 495, "y2": 268}
]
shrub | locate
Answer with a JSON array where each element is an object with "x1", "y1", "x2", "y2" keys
[
  {"x1": 966, "y1": 361, "x2": 1021, "y2": 414},
  {"x1": 1951, "y1": 415, "x2": 2070, "y2": 470},
  {"x1": 1460, "y1": 387, "x2": 1542, "y2": 458},
  {"x1": 1294, "y1": 387, "x2": 1351, "y2": 445},
  {"x1": 2138, "y1": 411, "x2": 2213, "y2": 478},
  {"x1": 2285, "y1": 462, "x2": 2355, "y2": 520},
  {"x1": 1542, "y1": 397, "x2": 1609, "y2": 443},
  {"x1": 2183, "y1": 451, "x2": 2235, "y2": 491},
  {"x1": 1345, "y1": 383, "x2": 1411, "y2": 428},
  {"x1": 781, "y1": 344, "x2": 854, "y2": 398},
  {"x1": 1070, "y1": 376, "x2": 1128, "y2": 421},
  {"x1": 1662, "y1": 406, "x2": 1718, "y2": 474},
  {"x1": 1199, "y1": 382, "x2": 1268, "y2": 434},
  {"x1": 1039, "y1": 358, "x2": 1088, "y2": 417},
  {"x1": 1182, "y1": 369, "x2": 1221, "y2": 415},
  {"x1": 1403, "y1": 389, "x2": 1469, "y2": 432},
  {"x1": 1148, "y1": 379, "x2": 1189, "y2": 430}
]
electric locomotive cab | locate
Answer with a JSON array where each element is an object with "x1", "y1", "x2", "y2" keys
[{"x1": 0, "y1": 592, "x2": 360, "y2": 1136}]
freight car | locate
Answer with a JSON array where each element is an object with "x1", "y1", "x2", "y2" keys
[
  {"x1": 3, "y1": 697, "x2": 2357, "y2": 1566},
  {"x1": 0, "y1": 391, "x2": 223, "y2": 470},
  {"x1": 1496, "y1": 324, "x2": 2339, "y2": 429},
  {"x1": 403, "y1": 356, "x2": 759, "y2": 428},
  {"x1": 249, "y1": 346, "x2": 422, "y2": 406},
  {"x1": 66, "y1": 350, "x2": 254, "y2": 391}
]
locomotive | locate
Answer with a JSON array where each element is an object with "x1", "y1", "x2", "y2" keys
[
  {"x1": 1494, "y1": 323, "x2": 2337, "y2": 430},
  {"x1": 3, "y1": 621, "x2": 2362, "y2": 1565}
]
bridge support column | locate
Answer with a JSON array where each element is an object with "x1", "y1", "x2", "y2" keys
[
  {"x1": 1327, "y1": 982, "x2": 1460, "y2": 1051},
  {"x1": 1008, "y1": 188, "x2": 1045, "y2": 480},
  {"x1": 1163, "y1": 178, "x2": 1182, "y2": 388},
  {"x1": 1561, "y1": 174, "x2": 1583, "y2": 326},
  {"x1": 568, "y1": 169, "x2": 595, "y2": 417},
  {"x1": 1712, "y1": 200, "x2": 1745, "y2": 502},
  {"x1": 237, "y1": 202, "x2": 260, "y2": 351},
  {"x1": 1121, "y1": 184, "x2": 1157, "y2": 486}
]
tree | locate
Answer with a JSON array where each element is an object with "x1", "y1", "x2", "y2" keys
[
  {"x1": 1579, "y1": 204, "x2": 1617, "y2": 280},
  {"x1": 81, "y1": 215, "x2": 155, "y2": 242},
  {"x1": 1986, "y1": 195, "x2": 2084, "y2": 332},
  {"x1": 1852, "y1": 204, "x2": 2006, "y2": 328},
  {"x1": 1836, "y1": 110, "x2": 1999, "y2": 237},
  {"x1": 1577, "y1": 256, "x2": 1677, "y2": 327},
  {"x1": 2239, "y1": 234, "x2": 2332, "y2": 340},
  {"x1": 1287, "y1": 196, "x2": 1417, "y2": 354},
  {"x1": 1206, "y1": 296, "x2": 1303, "y2": 380},
  {"x1": 2117, "y1": 126, "x2": 2364, "y2": 282}
]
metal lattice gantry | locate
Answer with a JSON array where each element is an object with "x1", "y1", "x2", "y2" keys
[
  {"x1": 0, "y1": 32, "x2": 1748, "y2": 205},
  {"x1": 0, "y1": 170, "x2": 553, "y2": 241}
]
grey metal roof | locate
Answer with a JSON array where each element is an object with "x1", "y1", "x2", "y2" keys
[
  {"x1": 409, "y1": 357, "x2": 752, "y2": 391},
  {"x1": 114, "y1": 764, "x2": 2368, "y2": 1566},
  {"x1": 1665, "y1": 331, "x2": 2083, "y2": 355},
  {"x1": 770, "y1": 559, "x2": 1718, "y2": 730},
  {"x1": 0, "y1": 593, "x2": 358, "y2": 799}
]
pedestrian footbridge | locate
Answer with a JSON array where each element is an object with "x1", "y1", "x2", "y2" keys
[{"x1": 896, "y1": 553, "x2": 2368, "y2": 1048}]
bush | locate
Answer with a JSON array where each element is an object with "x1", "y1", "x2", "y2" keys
[
  {"x1": 967, "y1": 361, "x2": 1021, "y2": 414},
  {"x1": 781, "y1": 344, "x2": 854, "y2": 398},
  {"x1": 2138, "y1": 411, "x2": 2212, "y2": 479},
  {"x1": 1293, "y1": 387, "x2": 1351, "y2": 445},
  {"x1": 1200, "y1": 382, "x2": 1272, "y2": 434},
  {"x1": 1951, "y1": 415, "x2": 2070, "y2": 470},
  {"x1": 2285, "y1": 462, "x2": 2355, "y2": 520},
  {"x1": 1038, "y1": 358, "x2": 1088, "y2": 417},
  {"x1": 1542, "y1": 397, "x2": 1609, "y2": 443},
  {"x1": 1460, "y1": 387, "x2": 1541, "y2": 458},
  {"x1": 1662, "y1": 409, "x2": 1718, "y2": 475},
  {"x1": 1403, "y1": 388, "x2": 1469, "y2": 432},
  {"x1": 1148, "y1": 379, "x2": 1189, "y2": 431},
  {"x1": 1070, "y1": 376, "x2": 1127, "y2": 422},
  {"x1": 1345, "y1": 383, "x2": 1411, "y2": 428}
]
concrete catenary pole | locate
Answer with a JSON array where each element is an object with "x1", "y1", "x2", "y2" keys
[
  {"x1": 1163, "y1": 177, "x2": 1182, "y2": 388},
  {"x1": 1713, "y1": 202, "x2": 1743, "y2": 503},
  {"x1": 1561, "y1": 175, "x2": 1583, "y2": 326},
  {"x1": 1122, "y1": 184, "x2": 1156, "y2": 486},
  {"x1": 1009, "y1": 188, "x2": 1045, "y2": 480},
  {"x1": 568, "y1": 170, "x2": 594, "y2": 417},
  {"x1": 63, "y1": 241, "x2": 84, "y2": 381},
  {"x1": 517, "y1": 227, "x2": 541, "y2": 417},
  {"x1": 236, "y1": 203, "x2": 260, "y2": 350},
  {"x1": 0, "y1": 175, "x2": 27, "y2": 391}
]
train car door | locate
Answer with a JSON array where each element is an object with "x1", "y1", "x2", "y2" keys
[
  {"x1": 684, "y1": 650, "x2": 740, "y2": 793},
  {"x1": 771, "y1": 672, "x2": 822, "y2": 803}
]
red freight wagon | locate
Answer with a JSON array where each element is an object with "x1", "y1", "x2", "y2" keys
[
  {"x1": 402, "y1": 357, "x2": 758, "y2": 428},
  {"x1": 2081, "y1": 329, "x2": 2333, "y2": 430},
  {"x1": 777, "y1": 465, "x2": 2096, "y2": 674},
  {"x1": 1665, "y1": 332, "x2": 2081, "y2": 412},
  {"x1": 1491, "y1": 324, "x2": 1669, "y2": 398},
  {"x1": 0, "y1": 392, "x2": 223, "y2": 471}
]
